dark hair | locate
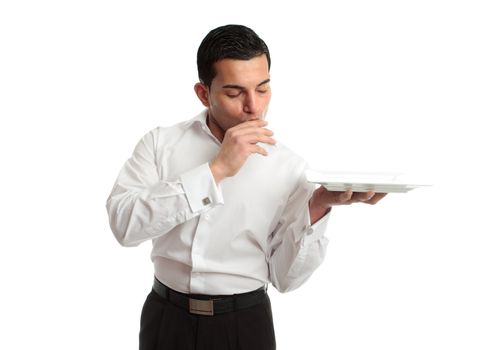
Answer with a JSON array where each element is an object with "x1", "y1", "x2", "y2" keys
[{"x1": 197, "y1": 24, "x2": 271, "y2": 87}]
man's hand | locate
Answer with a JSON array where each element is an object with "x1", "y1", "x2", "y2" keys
[
  {"x1": 210, "y1": 119, "x2": 276, "y2": 184},
  {"x1": 309, "y1": 186, "x2": 387, "y2": 224}
]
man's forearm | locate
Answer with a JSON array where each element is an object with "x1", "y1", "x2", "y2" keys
[{"x1": 308, "y1": 190, "x2": 331, "y2": 225}]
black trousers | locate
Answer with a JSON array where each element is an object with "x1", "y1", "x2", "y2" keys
[{"x1": 139, "y1": 289, "x2": 276, "y2": 350}]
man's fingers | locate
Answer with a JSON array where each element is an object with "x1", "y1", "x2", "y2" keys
[
  {"x1": 250, "y1": 144, "x2": 269, "y2": 156},
  {"x1": 358, "y1": 191, "x2": 375, "y2": 202},
  {"x1": 338, "y1": 189, "x2": 353, "y2": 203},
  {"x1": 255, "y1": 135, "x2": 277, "y2": 145},
  {"x1": 234, "y1": 131, "x2": 276, "y2": 147},
  {"x1": 330, "y1": 190, "x2": 383, "y2": 205},
  {"x1": 316, "y1": 187, "x2": 388, "y2": 208},
  {"x1": 352, "y1": 191, "x2": 387, "y2": 205},
  {"x1": 230, "y1": 119, "x2": 268, "y2": 131},
  {"x1": 229, "y1": 126, "x2": 274, "y2": 139},
  {"x1": 365, "y1": 192, "x2": 387, "y2": 205}
]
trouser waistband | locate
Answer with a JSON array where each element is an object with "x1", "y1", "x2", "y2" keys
[{"x1": 152, "y1": 277, "x2": 267, "y2": 316}]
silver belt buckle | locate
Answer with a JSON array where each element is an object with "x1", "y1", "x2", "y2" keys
[{"x1": 189, "y1": 298, "x2": 214, "y2": 316}]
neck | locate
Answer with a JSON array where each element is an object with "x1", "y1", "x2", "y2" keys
[{"x1": 207, "y1": 113, "x2": 225, "y2": 142}]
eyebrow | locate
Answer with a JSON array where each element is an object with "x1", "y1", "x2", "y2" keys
[{"x1": 222, "y1": 79, "x2": 271, "y2": 90}]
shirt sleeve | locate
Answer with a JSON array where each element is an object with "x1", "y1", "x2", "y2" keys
[
  {"x1": 267, "y1": 169, "x2": 330, "y2": 293},
  {"x1": 106, "y1": 129, "x2": 223, "y2": 247}
]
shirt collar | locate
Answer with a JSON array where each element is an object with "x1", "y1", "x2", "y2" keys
[{"x1": 191, "y1": 109, "x2": 221, "y2": 145}]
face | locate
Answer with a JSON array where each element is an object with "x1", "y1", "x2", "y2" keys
[{"x1": 195, "y1": 55, "x2": 272, "y2": 135}]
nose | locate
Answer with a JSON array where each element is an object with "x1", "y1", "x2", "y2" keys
[{"x1": 243, "y1": 91, "x2": 262, "y2": 116}]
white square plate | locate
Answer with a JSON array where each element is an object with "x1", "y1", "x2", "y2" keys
[{"x1": 305, "y1": 170, "x2": 431, "y2": 193}]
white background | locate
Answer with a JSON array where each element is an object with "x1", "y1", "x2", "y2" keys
[{"x1": 1, "y1": 0, "x2": 495, "y2": 349}]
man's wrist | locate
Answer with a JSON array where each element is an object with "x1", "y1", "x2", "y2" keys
[{"x1": 209, "y1": 160, "x2": 226, "y2": 184}]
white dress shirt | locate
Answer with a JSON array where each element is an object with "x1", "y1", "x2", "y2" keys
[{"x1": 106, "y1": 110, "x2": 330, "y2": 295}]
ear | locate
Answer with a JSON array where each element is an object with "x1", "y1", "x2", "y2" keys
[{"x1": 194, "y1": 83, "x2": 210, "y2": 107}]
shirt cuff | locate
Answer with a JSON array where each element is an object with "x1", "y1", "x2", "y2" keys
[
  {"x1": 300, "y1": 208, "x2": 331, "y2": 247},
  {"x1": 180, "y1": 163, "x2": 224, "y2": 213}
]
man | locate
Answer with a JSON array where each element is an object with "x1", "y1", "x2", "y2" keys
[{"x1": 106, "y1": 24, "x2": 386, "y2": 350}]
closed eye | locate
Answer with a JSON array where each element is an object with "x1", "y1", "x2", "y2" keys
[{"x1": 226, "y1": 91, "x2": 242, "y2": 98}]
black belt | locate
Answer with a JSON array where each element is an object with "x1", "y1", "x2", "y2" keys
[{"x1": 152, "y1": 277, "x2": 267, "y2": 316}]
